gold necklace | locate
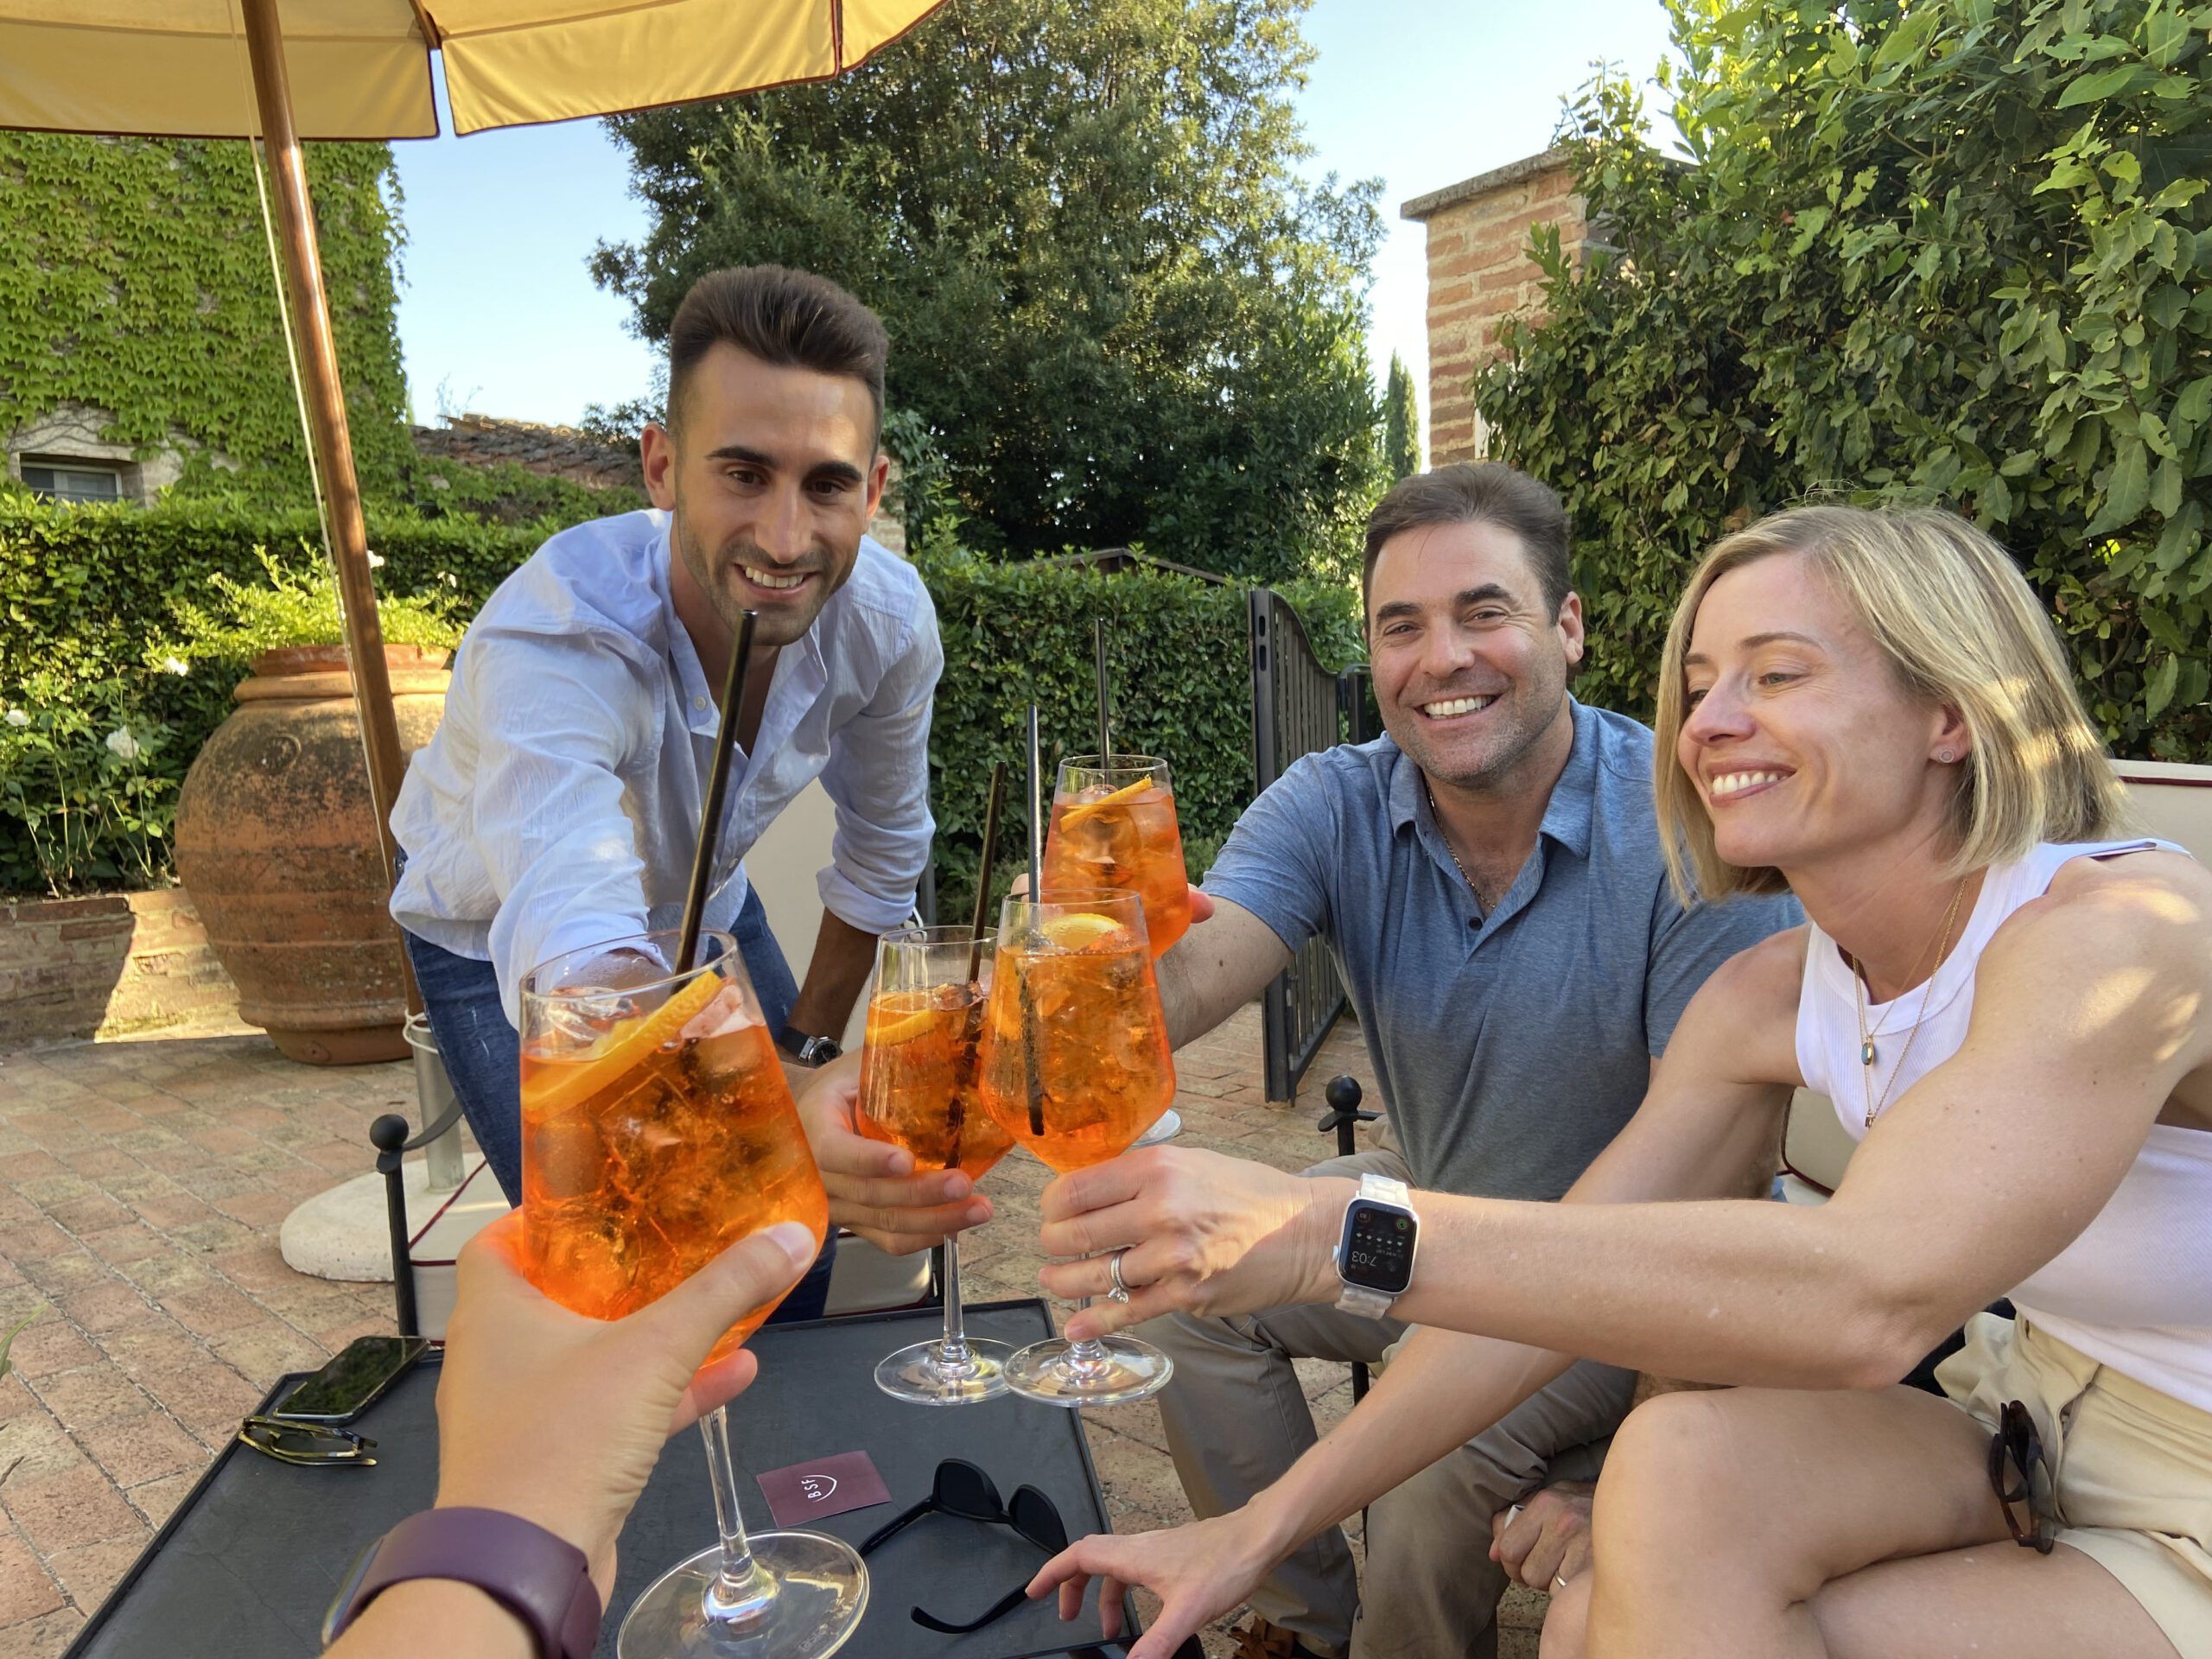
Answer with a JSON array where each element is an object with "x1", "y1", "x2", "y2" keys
[
  {"x1": 1849, "y1": 875, "x2": 1969, "y2": 1128},
  {"x1": 1422, "y1": 780, "x2": 1478, "y2": 894}
]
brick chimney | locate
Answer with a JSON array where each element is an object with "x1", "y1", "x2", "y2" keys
[{"x1": 1401, "y1": 149, "x2": 1590, "y2": 465}]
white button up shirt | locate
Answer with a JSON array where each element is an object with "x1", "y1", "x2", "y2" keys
[{"x1": 390, "y1": 509, "x2": 940, "y2": 1021}]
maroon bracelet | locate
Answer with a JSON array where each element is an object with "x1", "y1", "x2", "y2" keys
[{"x1": 321, "y1": 1507, "x2": 601, "y2": 1658}]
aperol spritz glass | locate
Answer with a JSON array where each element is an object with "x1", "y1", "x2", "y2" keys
[
  {"x1": 520, "y1": 927, "x2": 865, "y2": 1659},
  {"x1": 1041, "y1": 756, "x2": 1192, "y2": 958},
  {"x1": 855, "y1": 924, "x2": 1014, "y2": 1404},
  {"x1": 975, "y1": 889, "x2": 1178, "y2": 1405}
]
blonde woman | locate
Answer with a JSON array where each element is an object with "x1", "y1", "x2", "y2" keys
[{"x1": 1025, "y1": 505, "x2": 2212, "y2": 1659}]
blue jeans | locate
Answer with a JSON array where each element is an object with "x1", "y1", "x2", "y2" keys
[{"x1": 400, "y1": 887, "x2": 835, "y2": 1323}]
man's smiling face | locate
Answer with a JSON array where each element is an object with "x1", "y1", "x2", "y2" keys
[
  {"x1": 645, "y1": 340, "x2": 887, "y2": 652},
  {"x1": 1365, "y1": 518, "x2": 1584, "y2": 791}
]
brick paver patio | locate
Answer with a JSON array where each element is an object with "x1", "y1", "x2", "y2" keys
[{"x1": 0, "y1": 1005, "x2": 1547, "y2": 1658}]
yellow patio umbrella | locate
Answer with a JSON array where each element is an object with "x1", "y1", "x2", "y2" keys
[{"x1": 0, "y1": 0, "x2": 948, "y2": 900}]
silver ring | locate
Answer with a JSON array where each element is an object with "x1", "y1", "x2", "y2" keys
[
  {"x1": 1108, "y1": 1249, "x2": 1132, "y2": 1302},
  {"x1": 1554, "y1": 1575, "x2": 1569, "y2": 1591}
]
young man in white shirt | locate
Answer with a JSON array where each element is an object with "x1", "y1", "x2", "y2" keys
[{"x1": 391, "y1": 266, "x2": 980, "y2": 1318}]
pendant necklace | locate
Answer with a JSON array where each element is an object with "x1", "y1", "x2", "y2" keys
[{"x1": 1848, "y1": 875, "x2": 1969, "y2": 1128}]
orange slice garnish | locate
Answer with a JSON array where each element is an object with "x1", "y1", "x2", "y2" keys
[
  {"x1": 528, "y1": 969, "x2": 723, "y2": 1118},
  {"x1": 1054, "y1": 776, "x2": 1156, "y2": 830},
  {"x1": 866, "y1": 997, "x2": 942, "y2": 1047},
  {"x1": 1041, "y1": 911, "x2": 1129, "y2": 952}
]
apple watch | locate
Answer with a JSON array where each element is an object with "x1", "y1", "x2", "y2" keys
[
  {"x1": 1333, "y1": 1172, "x2": 1420, "y2": 1318},
  {"x1": 321, "y1": 1508, "x2": 600, "y2": 1657}
]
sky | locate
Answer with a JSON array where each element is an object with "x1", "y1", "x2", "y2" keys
[{"x1": 388, "y1": 0, "x2": 1681, "y2": 454}]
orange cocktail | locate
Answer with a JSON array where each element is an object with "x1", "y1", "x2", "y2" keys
[
  {"x1": 976, "y1": 889, "x2": 1177, "y2": 1172},
  {"x1": 856, "y1": 924, "x2": 1014, "y2": 1406},
  {"x1": 520, "y1": 934, "x2": 827, "y2": 1366},
  {"x1": 856, "y1": 985, "x2": 1012, "y2": 1182},
  {"x1": 1040, "y1": 755, "x2": 1191, "y2": 957},
  {"x1": 976, "y1": 888, "x2": 1178, "y2": 1406}
]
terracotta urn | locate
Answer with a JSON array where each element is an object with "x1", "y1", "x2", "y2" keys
[{"x1": 175, "y1": 645, "x2": 449, "y2": 1065}]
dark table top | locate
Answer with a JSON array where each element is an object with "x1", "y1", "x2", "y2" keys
[{"x1": 67, "y1": 1299, "x2": 1145, "y2": 1659}]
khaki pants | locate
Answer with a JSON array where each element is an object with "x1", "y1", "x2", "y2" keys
[
  {"x1": 1146, "y1": 1148, "x2": 1636, "y2": 1659},
  {"x1": 1938, "y1": 1313, "x2": 2212, "y2": 1658}
]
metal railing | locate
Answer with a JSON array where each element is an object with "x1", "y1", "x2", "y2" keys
[{"x1": 1247, "y1": 589, "x2": 1369, "y2": 1103}]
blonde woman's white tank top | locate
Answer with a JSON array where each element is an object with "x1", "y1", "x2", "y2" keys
[{"x1": 1795, "y1": 839, "x2": 2212, "y2": 1412}]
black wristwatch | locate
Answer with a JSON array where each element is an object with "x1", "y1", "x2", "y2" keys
[{"x1": 776, "y1": 1027, "x2": 842, "y2": 1067}]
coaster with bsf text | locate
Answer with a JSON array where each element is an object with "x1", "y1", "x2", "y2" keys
[{"x1": 755, "y1": 1450, "x2": 892, "y2": 1527}]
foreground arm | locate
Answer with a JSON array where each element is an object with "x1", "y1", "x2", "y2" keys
[
  {"x1": 809, "y1": 586, "x2": 943, "y2": 1035},
  {"x1": 783, "y1": 910, "x2": 878, "y2": 1046},
  {"x1": 327, "y1": 1213, "x2": 814, "y2": 1659},
  {"x1": 1154, "y1": 894, "x2": 1290, "y2": 1049},
  {"x1": 457, "y1": 634, "x2": 655, "y2": 1023},
  {"x1": 1038, "y1": 868, "x2": 2212, "y2": 1654},
  {"x1": 1154, "y1": 753, "x2": 1347, "y2": 1049},
  {"x1": 1029, "y1": 937, "x2": 1803, "y2": 1653}
]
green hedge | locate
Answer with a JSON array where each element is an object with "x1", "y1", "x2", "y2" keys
[
  {"x1": 0, "y1": 499, "x2": 1362, "y2": 898},
  {"x1": 1476, "y1": 0, "x2": 2211, "y2": 760},
  {"x1": 0, "y1": 499, "x2": 543, "y2": 893},
  {"x1": 912, "y1": 539, "x2": 1363, "y2": 928}
]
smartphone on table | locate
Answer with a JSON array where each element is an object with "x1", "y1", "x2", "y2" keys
[{"x1": 273, "y1": 1335, "x2": 431, "y2": 1424}]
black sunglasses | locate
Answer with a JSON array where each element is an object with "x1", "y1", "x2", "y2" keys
[
  {"x1": 1987, "y1": 1398, "x2": 2056, "y2": 1554},
  {"x1": 238, "y1": 1414, "x2": 377, "y2": 1468},
  {"x1": 858, "y1": 1459, "x2": 1069, "y2": 1636}
]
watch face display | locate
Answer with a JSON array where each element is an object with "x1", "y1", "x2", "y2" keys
[{"x1": 1340, "y1": 1199, "x2": 1415, "y2": 1294}]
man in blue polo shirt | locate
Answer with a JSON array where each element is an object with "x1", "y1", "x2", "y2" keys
[{"x1": 1125, "y1": 463, "x2": 1798, "y2": 1659}]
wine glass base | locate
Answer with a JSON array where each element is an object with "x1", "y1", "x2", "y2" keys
[
  {"x1": 616, "y1": 1530, "x2": 867, "y2": 1659},
  {"x1": 1130, "y1": 1109, "x2": 1182, "y2": 1147},
  {"x1": 874, "y1": 1338, "x2": 1014, "y2": 1405},
  {"x1": 1003, "y1": 1335, "x2": 1173, "y2": 1407}
]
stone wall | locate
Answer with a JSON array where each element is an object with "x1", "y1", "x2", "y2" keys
[
  {"x1": 5, "y1": 401, "x2": 204, "y2": 505},
  {"x1": 0, "y1": 889, "x2": 237, "y2": 1046},
  {"x1": 1402, "y1": 149, "x2": 1590, "y2": 465}
]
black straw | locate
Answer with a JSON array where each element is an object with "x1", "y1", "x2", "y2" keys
[
  {"x1": 1092, "y1": 616, "x2": 1112, "y2": 765},
  {"x1": 677, "y1": 610, "x2": 760, "y2": 973},
  {"x1": 1026, "y1": 704, "x2": 1045, "y2": 893},
  {"x1": 1022, "y1": 703, "x2": 1046, "y2": 1135},
  {"x1": 965, "y1": 761, "x2": 1007, "y2": 986}
]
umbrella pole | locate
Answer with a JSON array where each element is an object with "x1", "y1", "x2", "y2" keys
[{"x1": 238, "y1": 2, "x2": 410, "y2": 899}]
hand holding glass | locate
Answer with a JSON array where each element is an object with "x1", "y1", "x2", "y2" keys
[
  {"x1": 520, "y1": 927, "x2": 865, "y2": 1659},
  {"x1": 976, "y1": 888, "x2": 1178, "y2": 1404},
  {"x1": 854, "y1": 925, "x2": 1014, "y2": 1403}
]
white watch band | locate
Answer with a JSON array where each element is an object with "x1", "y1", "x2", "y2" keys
[
  {"x1": 1335, "y1": 1173, "x2": 1413, "y2": 1318},
  {"x1": 1360, "y1": 1173, "x2": 1411, "y2": 1205}
]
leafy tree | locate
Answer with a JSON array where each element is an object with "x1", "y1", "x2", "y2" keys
[
  {"x1": 589, "y1": 0, "x2": 1385, "y2": 582},
  {"x1": 1478, "y1": 0, "x2": 2211, "y2": 760},
  {"x1": 1382, "y1": 350, "x2": 1421, "y2": 480}
]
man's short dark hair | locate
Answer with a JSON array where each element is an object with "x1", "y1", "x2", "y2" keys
[
  {"x1": 1362, "y1": 462, "x2": 1571, "y2": 620},
  {"x1": 666, "y1": 265, "x2": 889, "y2": 442}
]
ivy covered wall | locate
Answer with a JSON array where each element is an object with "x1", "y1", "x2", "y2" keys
[{"x1": 0, "y1": 133, "x2": 411, "y2": 503}]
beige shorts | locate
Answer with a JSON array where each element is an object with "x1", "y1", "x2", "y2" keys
[{"x1": 1937, "y1": 1313, "x2": 2212, "y2": 1658}]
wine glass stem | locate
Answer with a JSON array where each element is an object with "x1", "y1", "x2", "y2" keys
[
  {"x1": 1065, "y1": 1295, "x2": 1110, "y2": 1373},
  {"x1": 938, "y1": 1234, "x2": 975, "y2": 1371},
  {"x1": 698, "y1": 1405, "x2": 774, "y2": 1624}
]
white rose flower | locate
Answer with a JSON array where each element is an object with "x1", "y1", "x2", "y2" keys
[
  {"x1": 3, "y1": 709, "x2": 28, "y2": 728},
  {"x1": 105, "y1": 728, "x2": 143, "y2": 761},
  {"x1": 162, "y1": 655, "x2": 190, "y2": 676}
]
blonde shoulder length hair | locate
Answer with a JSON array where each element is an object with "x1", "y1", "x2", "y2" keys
[{"x1": 1653, "y1": 504, "x2": 2126, "y2": 904}]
